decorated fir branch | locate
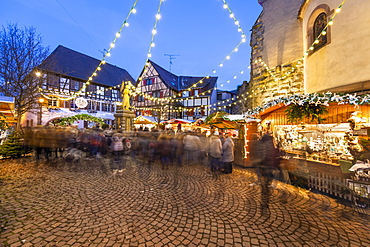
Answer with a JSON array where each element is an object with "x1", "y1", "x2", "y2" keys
[
  {"x1": 246, "y1": 92, "x2": 370, "y2": 116},
  {"x1": 56, "y1": 114, "x2": 104, "y2": 127}
]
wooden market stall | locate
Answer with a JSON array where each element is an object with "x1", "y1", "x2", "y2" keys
[{"x1": 257, "y1": 101, "x2": 370, "y2": 202}]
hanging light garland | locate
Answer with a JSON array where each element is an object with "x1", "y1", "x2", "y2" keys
[
  {"x1": 138, "y1": 0, "x2": 164, "y2": 82},
  {"x1": 37, "y1": 0, "x2": 140, "y2": 101}
]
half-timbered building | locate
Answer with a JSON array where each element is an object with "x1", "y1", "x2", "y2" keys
[
  {"x1": 23, "y1": 45, "x2": 135, "y2": 128},
  {"x1": 133, "y1": 60, "x2": 217, "y2": 121}
]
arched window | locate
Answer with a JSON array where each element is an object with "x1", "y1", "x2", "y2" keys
[{"x1": 313, "y1": 12, "x2": 327, "y2": 51}]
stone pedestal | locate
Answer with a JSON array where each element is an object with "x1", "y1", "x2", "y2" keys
[{"x1": 114, "y1": 109, "x2": 136, "y2": 132}]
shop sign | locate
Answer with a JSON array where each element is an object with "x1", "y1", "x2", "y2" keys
[{"x1": 75, "y1": 97, "x2": 88, "y2": 108}]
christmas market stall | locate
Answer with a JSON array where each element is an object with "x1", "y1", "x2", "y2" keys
[
  {"x1": 162, "y1": 118, "x2": 195, "y2": 132},
  {"x1": 0, "y1": 96, "x2": 16, "y2": 144},
  {"x1": 248, "y1": 92, "x2": 370, "y2": 204},
  {"x1": 133, "y1": 115, "x2": 159, "y2": 130},
  {"x1": 202, "y1": 111, "x2": 260, "y2": 167}
]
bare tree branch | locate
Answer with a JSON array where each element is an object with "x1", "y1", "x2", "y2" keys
[{"x1": 0, "y1": 23, "x2": 49, "y2": 129}]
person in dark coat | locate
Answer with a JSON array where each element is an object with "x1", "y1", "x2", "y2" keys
[
  {"x1": 221, "y1": 133, "x2": 235, "y2": 174},
  {"x1": 259, "y1": 132, "x2": 280, "y2": 213}
]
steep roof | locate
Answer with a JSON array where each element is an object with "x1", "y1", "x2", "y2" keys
[
  {"x1": 38, "y1": 45, "x2": 135, "y2": 87},
  {"x1": 148, "y1": 60, "x2": 217, "y2": 95}
]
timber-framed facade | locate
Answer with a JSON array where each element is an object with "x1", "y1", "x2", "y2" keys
[{"x1": 133, "y1": 60, "x2": 217, "y2": 121}]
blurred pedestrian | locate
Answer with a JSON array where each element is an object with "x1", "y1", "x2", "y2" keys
[
  {"x1": 221, "y1": 133, "x2": 234, "y2": 174},
  {"x1": 183, "y1": 131, "x2": 201, "y2": 165},
  {"x1": 259, "y1": 132, "x2": 280, "y2": 212},
  {"x1": 209, "y1": 133, "x2": 223, "y2": 171},
  {"x1": 249, "y1": 133, "x2": 263, "y2": 186}
]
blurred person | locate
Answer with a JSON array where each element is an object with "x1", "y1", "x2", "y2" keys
[
  {"x1": 157, "y1": 133, "x2": 171, "y2": 170},
  {"x1": 183, "y1": 131, "x2": 201, "y2": 165},
  {"x1": 249, "y1": 133, "x2": 263, "y2": 186},
  {"x1": 198, "y1": 132, "x2": 209, "y2": 166},
  {"x1": 221, "y1": 133, "x2": 234, "y2": 174},
  {"x1": 259, "y1": 132, "x2": 280, "y2": 212},
  {"x1": 174, "y1": 132, "x2": 185, "y2": 167},
  {"x1": 110, "y1": 131, "x2": 125, "y2": 174},
  {"x1": 209, "y1": 132, "x2": 223, "y2": 171}
]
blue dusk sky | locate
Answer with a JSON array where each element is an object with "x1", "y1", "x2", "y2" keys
[{"x1": 1, "y1": 0, "x2": 262, "y2": 91}]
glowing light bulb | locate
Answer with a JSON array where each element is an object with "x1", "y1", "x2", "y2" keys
[
  {"x1": 227, "y1": 80, "x2": 230, "y2": 83},
  {"x1": 110, "y1": 43, "x2": 115, "y2": 48},
  {"x1": 97, "y1": 67, "x2": 101, "y2": 71},
  {"x1": 106, "y1": 52, "x2": 111, "y2": 57},
  {"x1": 242, "y1": 38, "x2": 246, "y2": 43},
  {"x1": 89, "y1": 77, "x2": 93, "y2": 81},
  {"x1": 226, "y1": 56, "x2": 230, "y2": 60},
  {"x1": 132, "y1": 8, "x2": 137, "y2": 13},
  {"x1": 230, "y1": 13, "x2": 234, "y2": 18},
  {"x1": 151, "y1": 43, "x2": 155, "y2": 47},
  {"x1": 335, "y1": 8, "x2": 341, "y2": 13},
  {"x1": 148, "y1": 53, "x2": 152, "y2": 58},
  {"x1": 93, "y1": 72, "x2": 97, "y2": 76},
  {"x1": 102, "y1": 60, "x2": 106, "y2": 64},
  {"x1": 152, "y1": 29, "x2": 157, "y2": 34},
  {"x1": 213, "y1": 70, "x2": 216, "y2": 73},
  {"x1": 233, "y1": 76, "x2": 237, "y2": 79},
  {"x1": 322, "y1": 30, "x2": 327, "y2": 35},
  {"x1": 240, "y1": 71, "x2": 244, "y2": 74},
  {"x1": 116, "y1": 33, "x2": 121, "y2": 37},
  {"x1": 314, "y1": 39, "x2": 319, "y2": 44},
  {"x1": 235, "y1": 21, "x2": 239, "y2": 25},
  {"x1": 248, "y1": 66, "x2": 251, "y2": 69},
  {"x1": 328, "y1": 20, "x2": 333, "y2": 25},
  {"x1": 125, "y1": 22, "x2": 129, "y2": 27},
  {"x1": 219, "y1": 63, "x2": 223, "y2": 67},
  {"x1": 156, "y1": 14, "x2": 161, "y2": 20},
  {"x1": 220, "y1": 84, "x2": 224, "y2": 87},
  {"x1": 223, "y1": 4, "x2": 228, "y2": 9},
  {"x1": 234, "y1": 48, "x2": 238, "y2": 52},
  {"x1": 309, "y1": 46, "x2": 314, "y2": 50}
]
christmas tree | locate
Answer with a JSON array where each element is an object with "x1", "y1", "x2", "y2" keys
[{"x1": 0, "y1": 131, "x2": 25, "y2": 159}]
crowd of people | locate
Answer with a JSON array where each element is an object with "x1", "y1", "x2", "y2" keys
[{"x1": 22, "y1": 126, "x2": 236, "y2": 174}]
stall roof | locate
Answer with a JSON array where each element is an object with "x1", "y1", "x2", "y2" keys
[
  {"x1": 163, "y1": 118, "x2": 195, "y2": 124},
  {"x1": 0, "y1": 96, "x2": 16, "y2": 122},
  {"x1": 204, "y1": 113, "x2": 247, "y2": 129},
  {"x1": 134, "y1": 116, "x2": 159, "y2": 125}
]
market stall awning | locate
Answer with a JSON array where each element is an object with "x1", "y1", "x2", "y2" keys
[
  {"x1": 163, "y1": 118, "x2": 195, "y2": 124},
  {"x1": 0, "y1": 96, "x2": 16, "y2": 122},
  {"x1": 134, "y1": 115, "x2": 158, "y2": 125},
  {"x1": 204, "y1": 113, "x2": 246, "y2": 129}
]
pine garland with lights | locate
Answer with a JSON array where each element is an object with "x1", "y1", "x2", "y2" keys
[
  {"x1": 246, "y1": 92, "x2": 370, "y2": 116},
  {"x1": 55, "y1": 114, "x2": 104, "y2": 127}
]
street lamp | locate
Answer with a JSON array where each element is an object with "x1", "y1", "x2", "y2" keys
[{"x1": 37, "y1": 98, "x2": 45, "y2": 126}]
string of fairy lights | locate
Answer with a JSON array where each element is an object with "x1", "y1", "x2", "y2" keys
[
  {"x1": 37, "y1": 0, "x2": 140, "y2": 101},
  {"x1": 253, "y1": 0, "x2": 346, "y2": 85},
  {"x1": 37, "y1": 0, "x2": 250, "y2": 112}
]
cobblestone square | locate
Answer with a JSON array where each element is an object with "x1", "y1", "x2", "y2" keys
[{"x1": 1, "y1": 157, "x2": 370, "y2": 246}]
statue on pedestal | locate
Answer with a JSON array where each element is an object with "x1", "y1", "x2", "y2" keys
[{"x1": 121, "y1": 81, "x2": 131, "y2": 110}]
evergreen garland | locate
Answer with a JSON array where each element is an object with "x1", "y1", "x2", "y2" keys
[
  {"x1": 55, "y1": 114, "x2": 104, "y2": 126},
  {"x1": 285, "y1": 102, "x2": 328, "y2": 124}
]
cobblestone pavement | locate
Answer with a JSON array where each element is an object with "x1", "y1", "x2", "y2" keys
[{"x1": 1, "y1": 157, "x2": 370, "y2": 247}]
